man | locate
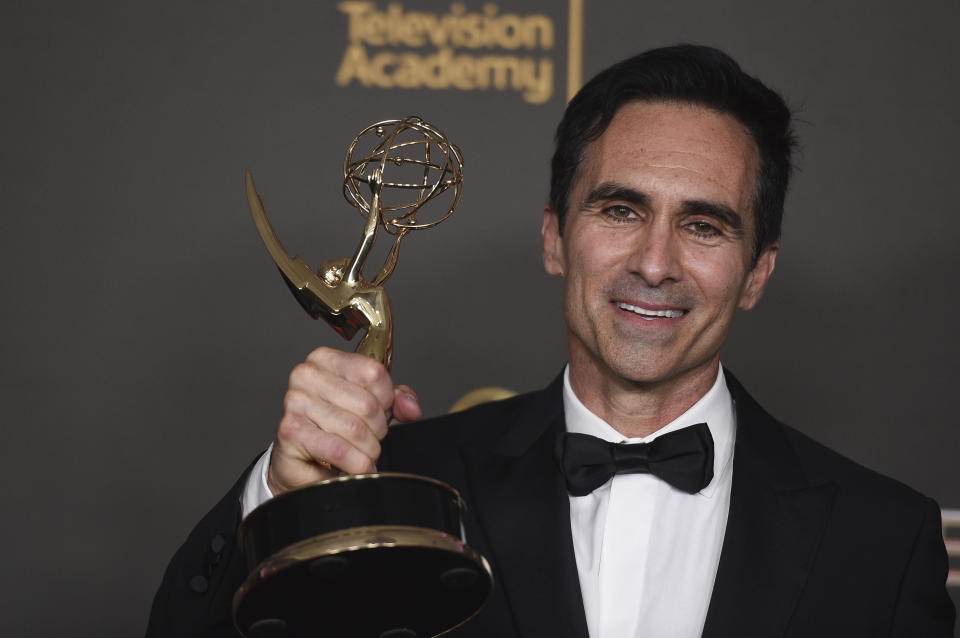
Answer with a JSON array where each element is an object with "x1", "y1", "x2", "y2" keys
[{"x1": 147, "y1": 45, "x2": 955, "y2": 637}]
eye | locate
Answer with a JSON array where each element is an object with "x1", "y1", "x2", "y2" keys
[
  {"x1": 604, "y1": 205, "x2": 636, "y2": 222},
  {"x1": 687, "y1": 221, "x2": 721, "y2": 238}
]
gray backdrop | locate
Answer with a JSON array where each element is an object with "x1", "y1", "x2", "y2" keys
[{"x1": 1, "y1": 1, "x2": 957, "y2": 636}]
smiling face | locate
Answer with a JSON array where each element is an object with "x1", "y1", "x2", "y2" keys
[{"x1": 543, "y1": 101, "x2": 778, "y2": 401}]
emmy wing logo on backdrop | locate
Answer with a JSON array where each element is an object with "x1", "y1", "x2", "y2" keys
[{"x1": 334, "y1": 0, "x2": 585, "y2": 103}]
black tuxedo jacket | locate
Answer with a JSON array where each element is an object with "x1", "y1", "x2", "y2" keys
[{"x1": 147, "y1": 372, "x2": 955, "y2": 637}]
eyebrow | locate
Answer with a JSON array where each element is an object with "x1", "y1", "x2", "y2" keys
[
  {"x1": 583, "y1": 183, "x2": 650, "y2": 209},
  {"x1": 682, "y1": 199, "x2": 744, "y2": 233},
  {"x1": 583, "y1": 181, "x2": 745, "y2": 233}
]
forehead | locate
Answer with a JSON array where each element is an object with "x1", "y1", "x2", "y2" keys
[{"x1": 576, "y1": 101, "x2": 760, "y2": 217}]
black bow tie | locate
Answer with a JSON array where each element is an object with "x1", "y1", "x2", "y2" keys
[{"x1": 558, "y1": 423, "x2": 715, "y2": 496}]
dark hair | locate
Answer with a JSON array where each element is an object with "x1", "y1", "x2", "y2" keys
[{"x1": 549, "y1": 44, "x2": 796, "y2": 263}]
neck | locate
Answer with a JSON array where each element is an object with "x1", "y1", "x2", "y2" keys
[{"x1": 567, "y1": 352, "x2": 720, "y2": 439}]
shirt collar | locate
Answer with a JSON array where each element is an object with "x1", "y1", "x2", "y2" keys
[{"x1": 562, "y1": 364, "x2": 736, "y2": 497}]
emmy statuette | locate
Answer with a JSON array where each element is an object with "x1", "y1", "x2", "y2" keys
[{"x1": 234, "y1": 117, "x2": 493, "y2": 638}]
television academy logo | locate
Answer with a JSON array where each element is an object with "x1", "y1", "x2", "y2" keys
[{"x1": 333, "y1": 1, "x2": 584, "y2": 104}]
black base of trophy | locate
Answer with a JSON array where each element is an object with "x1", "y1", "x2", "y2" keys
[{"x1": 233, "y1": 473, "x2": 493, "y2": 638}]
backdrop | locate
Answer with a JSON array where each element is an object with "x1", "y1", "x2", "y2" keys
[{"x1": 1, "y1": 1, "x2": 957, "y2": 636}]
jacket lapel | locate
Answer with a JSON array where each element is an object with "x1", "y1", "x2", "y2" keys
[
  {"x1": 460, "y1": 376, "x2": 590, "y2": 638},
  {"x1": 456, "y1": 371, "x2": 835, "y2": 638},
  {"x1": 702, "y1": 373, "x2": 838, "y2": 638}
]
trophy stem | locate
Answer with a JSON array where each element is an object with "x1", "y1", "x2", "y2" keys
[
  {"x1": 345, "y1": 169, "x2": 383, "y2": 286},
  {"x1": 371, "y1": 229, "x2": 407, "y2": 287}
]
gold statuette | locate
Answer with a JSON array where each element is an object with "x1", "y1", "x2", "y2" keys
[
  {"x1": 236, "y1": 118, "x2": 491, "y2": 638},
  {"x1": 245, "y1": 116, "x2": 463, "y2": 367}
]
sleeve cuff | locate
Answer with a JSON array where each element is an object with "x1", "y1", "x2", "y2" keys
[{"x1": 240, "y1": 443, "x2": 275, "y2": 520}]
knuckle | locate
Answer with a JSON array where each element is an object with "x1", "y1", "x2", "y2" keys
[
  {"x1": 275, "y1": 416, "x2": 301, "y2": 445},
  {"x1": 356, "y1": 358, "x2": 386, "y2": 386},
  {"x1": 323, "y1": 437, "x2": 351, "y2": 465},
  {"x1": 288, "y1": 362, "x2": 313, "y2": 387},
  {"x1": 282, "y1": 388, "x2": 304, "y2": 413},
  {"x1": 355, "y1": 393, "x2": 381, "y2": 419},
  {"x1": 373, "y1": 417, "x2": 389, "y2": 440},
  {"x1": 308, "y1": 346, "x2": 335, "y2": 362},
  {"x1": 341, "y1": 416, "x2": 368, "y2": 441},
  {"x1": 308, "y1": 347, "x2": 343, "y2": 372}
]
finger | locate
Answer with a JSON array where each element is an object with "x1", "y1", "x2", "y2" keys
[
  {"x1": 283, "y1": 387, "x2": 383, "y2": 461},
  {"x1": 391, "y1": 385, "x2": 423, "y2": 423},
  {"x1": 267, "y1": 437, "x2": 337, "y2": 495},
  {"x1": 288, "y1": 360, "x2": 390, "y2": 440},
  {"x1": 277, "y1": 411, "x2": 377, "y2": 477},
  {"x1": 307, "y1": 347, "x2": 395, "y2": 412}
]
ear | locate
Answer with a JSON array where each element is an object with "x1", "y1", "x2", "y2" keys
[
  {"x1": 541, "y1": 207, "x2": 565, "y2": 276},
  {"x1": 738, "y1": 242, "x2": 778, "y2": 310}
]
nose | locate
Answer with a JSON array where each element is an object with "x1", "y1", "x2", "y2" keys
[{"x1": 626, "y1": 220, "x2": 682, "y2": 287}]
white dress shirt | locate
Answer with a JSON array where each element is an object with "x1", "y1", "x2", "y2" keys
[
  {"x1": 242, "y1": 443, "x2": 274, "y2": 520},
  {"x1": 564, "y1": 365, "x2": 735, "y2": 638},
  {"x1": 241, "y1": 364, "x2": 736, "y2": 637}
]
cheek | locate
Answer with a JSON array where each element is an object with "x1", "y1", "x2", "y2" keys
[
  {"x1": 561, "y1": 248, "x2": 610, "y2": 317},
  {"x1": 564, "y1": 242, "x2": 603, "y2": 283},
  {"x1": 562, "y1": 261, "x2": 590, "y2": 312},
  {"x1": 570, "y1": 231, "x2": 633, "y2": 273},
  {"x1": 686, "y1": 250, "x2": 749, "y2": 311}
]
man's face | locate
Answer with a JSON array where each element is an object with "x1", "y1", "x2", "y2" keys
[{"x1": 542, "y1": 101, "x2": 777, "y2": 391}]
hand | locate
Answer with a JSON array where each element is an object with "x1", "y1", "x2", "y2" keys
[{"x1": 266, "y1": 346, "x2": 422, "y2": 495}]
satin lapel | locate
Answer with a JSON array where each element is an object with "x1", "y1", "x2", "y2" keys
[
  {"x1": 460, "y1": 377, "x2": 589, "y2": 638},
  {"x1": 702, "y1": 373, "x2": 837, "y2": 638}
]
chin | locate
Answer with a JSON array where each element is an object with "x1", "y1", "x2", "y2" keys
[
  {"x1": 604, "y1": 348, "x2": 717, "y2": 388},
  {"x1": 603, "y1": 354, "x2": 676, "y2": 385}
]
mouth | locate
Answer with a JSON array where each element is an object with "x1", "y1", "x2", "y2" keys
[{"x1": 614, "y1": 301, "x2": 687, "y2": 321}]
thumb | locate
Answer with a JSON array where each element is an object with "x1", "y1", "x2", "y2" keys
[{"x1": 391, "y1": 385, "x2": 422, "y2": 423}]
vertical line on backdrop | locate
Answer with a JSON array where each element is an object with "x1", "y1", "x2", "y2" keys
[
  {"x1": 943, "y1": 508, "x2": 960, "y2": 586},
  {"x1": 567, "y1": 0, "x2": 584, "y2": 102}
]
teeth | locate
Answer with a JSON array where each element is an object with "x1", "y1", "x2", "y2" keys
[{"x1": 615, "y1": 302, "x2": 684, "y2": 319}]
